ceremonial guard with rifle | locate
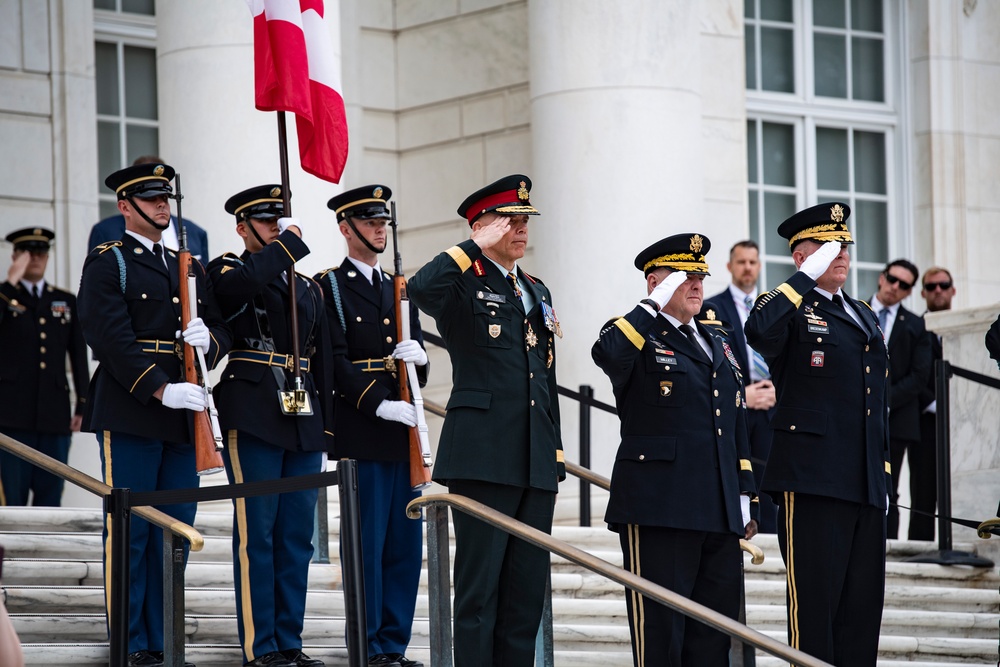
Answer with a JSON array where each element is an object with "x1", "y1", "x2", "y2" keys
[
  {"x1": 207, "y1": 184, "x2": 334, "y2": 667},
  {"x1": 315, "y1": 185, "x2": 429, "y2": 667},
  {"x1": 78, "y1": 162, "x2": 231, "y2": 667}
]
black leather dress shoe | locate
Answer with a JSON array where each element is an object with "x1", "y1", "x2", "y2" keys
[
  {"x1": 385, "y1": 653, "x2": 422, "y2": 667},
  {"x1": 150, "y1": 650, "x2": 195, "y2": 667},
  {"x1": 367, "y1": 655, "x2": 401, "y2": 667},
  {"x1": 128, "y1": 651, "x2": 163, "y2": 667},
  {"x1": 245, "y1": 651, "x2": 296, "y2": 667},
  {"x1": 280, "y1": 649, "x2": 326, "y2": 666}
]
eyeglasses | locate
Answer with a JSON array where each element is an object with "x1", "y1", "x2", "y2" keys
[
  {"x1": 923, "y1": 280, "x2": 953, "y2": 292},
  {"x1": 883, "y1": 272, "x2": 913, "y2": 291}
]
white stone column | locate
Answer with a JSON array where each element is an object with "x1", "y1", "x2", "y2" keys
[
  {"x1": 156, "y1": 0, "x2": 346, "y2": 276},
  {"x1": 528, "y1": 0, "x2": 708, "y2": 482}
]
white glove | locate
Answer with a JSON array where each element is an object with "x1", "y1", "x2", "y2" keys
[
  {"x1": 648, "y1": 270, "x2": 688, "y2": 310},
  {"x1": 376, "y1": 400, "x2": 417, "y2": 426},
  {"x1": 178, "y1": 317, "x2": 210, "y2": 355},
  {"x1": 741, "y1": 494, "x2": 751, "y2": 529},
  {"x1": 161, "y1": 382, "x2": 207, "y2": 411},
  {"x1": 799, "y1": 241, "x2": 841, "y2": 280},
  {"x1": 393, "y1": 339, "x2": 428, "y2": 366},
  {"x1": 277, "y1": 216, "x2": 301, "y2": 236}
]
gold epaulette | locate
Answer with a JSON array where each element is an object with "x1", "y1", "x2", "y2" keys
[{"x1": 95, "y1": 241, "x2": 123, "y2": 254}]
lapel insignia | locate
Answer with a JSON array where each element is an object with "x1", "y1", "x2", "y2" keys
[
  {"x1": 660, "y1": 380, "x2": 673, "y2": 397},
  {"x1": 347, "y1": 270, "x2": 357, "y2": 278},
  {"x1": 489, "y1": 324, "x2": 501, "y2": 339},
  {"x1": 526, "y1": 323, "x2": 538, "y2": 348},
  {"x1": 133, "y1": 247, "x2": 143, "y2": 254}
]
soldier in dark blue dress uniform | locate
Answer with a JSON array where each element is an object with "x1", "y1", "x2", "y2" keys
[
  {"x1": 314, "y1": 185, "x2": 427, "y2": 667},
  {"x1": 0, "y1": 228, "x2": 89, "y2": 506},
  {"x1": 207, "y1": 185, "x2": 333, "y2": 667},
  {"x1": 745, "y1": 203, "x2": 890, "y2": 666},
  {"x1": 78, "y1": 162, "x2": 232, "y2": 667},
  {"x1": 407, "y1": 175, "x2": 564, "y2": 667},
  {"x1": 592, "y1": 234, "x2": 757, "y2": 666}
]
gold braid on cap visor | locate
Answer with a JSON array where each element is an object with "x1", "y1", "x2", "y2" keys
[
  {"x1": 788, "y1": 224, "x2": 854, "y2": 247},
  {"x1": 115, "y1": 175, "x2": 171, "y2": 195},
  {"x1": 642, "y1": 253, "x2": 710, "y2": 274},
  {"x1": 234, "y1": 198, "x2": 283, "y2": 217}
]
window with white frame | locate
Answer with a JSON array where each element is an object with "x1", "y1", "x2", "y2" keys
[
  {"x1": 94, "y1": 0, "x2": 158, "y2": 220},
  {"x1": 745, "y1": 0, "x2": 900, "y2": 299}
]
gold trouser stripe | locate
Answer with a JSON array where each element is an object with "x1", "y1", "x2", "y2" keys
[
  {"x1": 885, "y1": 460, "x2": 891, "y2": 474},
  {"x1": 102, "y1": 431, "x2": 114, "y2": 619},
  {"x1": 625, "y1": 524, "x2": 645, "y2": 666},
  {"x1": 776, "y1": 282, "x2": 803, "y2": 309},
  {"x1": 739, "y1": 458, "x2": 752, "y2": 471},
  {"x1": 229, "y1": 430, "x2": 256, "y2": 661},
  {"x1": 614, "y1": 317, "x2": 645, "y2": 351},
  {"x1": 357, "y1": 379, "x2": 377, "y2": 410},
  {"x1": 784, "y1": 491, "x2": 799, "y2": 649},
  {"x1": 445, "y1": 245, "x2": 472, "y2": 273},
  {"x1": 274, "y1": 239, "x2": 295, "y2": 263},
  {"x1": 130, "y1": 363, "x2": 157, "y2": 393},
  {"x1": 556, "y1": 449, "x2": 564, "y2": 462}
]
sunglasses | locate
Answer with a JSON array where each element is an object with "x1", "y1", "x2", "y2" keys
[
  {"x1": 923, "y1": 280, "x2": 953, "y2": 292},
  {"x1": 883, "y1": 272, "x2": 913, "y2": 290}
]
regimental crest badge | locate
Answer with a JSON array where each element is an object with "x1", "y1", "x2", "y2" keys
[
  {"x1": 153, "y1": 165, "x2": 165, "y2": 176},
  {"x1": 517, "y1": 181, "x2": 530, "y2": 201},
  {"x1": 831, "y1": 204, "x2": 845, "y2": 222},
  {"x1": 690, "y1": 234, "x2": 704, "y2": 253},
  {"x1": 270, "y1": 187, "x2": 281, "y2": 198},
  {"x1": 660, "y1": 380, "x2": 673, "y2": 397},
  {"x1": 373, "y1": 186, "x2": 383, "y2": 198},
  {"x1": 489, "y1": 324, "x2": 502, "y2": 339}
]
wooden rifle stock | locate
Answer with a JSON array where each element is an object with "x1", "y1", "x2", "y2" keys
[{"x1": 395, "y1": 275, "x2": 432, "y2": 490}]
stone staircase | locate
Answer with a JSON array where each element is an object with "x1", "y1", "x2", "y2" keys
[{"x1": 1, "y1": 499, "x2": 998, "y2": 666}]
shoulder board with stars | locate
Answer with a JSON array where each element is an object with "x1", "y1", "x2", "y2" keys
[
  {"x1": 472, "y1": 259, "x2": 486, "y2": 277},
  {"x1": 95, "y1": 240, "x2": 123, "y2": 254}
]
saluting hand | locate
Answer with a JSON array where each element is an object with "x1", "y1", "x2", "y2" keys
[
  {"x1": 647, "y1": 270, "x2": 688, "y2": 311},
  {"x1": 799, "y1": 241, "x2": 841, "y2": 280},
  {"x1": 471, "y1": 215, "x2": 511, "y2": 250},
  {"x1": 6, "y1": 250, "x2": 30, "y2": 286}
]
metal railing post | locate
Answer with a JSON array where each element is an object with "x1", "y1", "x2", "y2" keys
[
  {"x1": 426, "y1": 504, "x2": 453, "y2": 667},
  {"x1": 313, "y1": 485, "x2": 330, "y2": 563},
  {"x1": 107, "y1": 487, "x2": 131, "y2": 667},
  {"x1": 163, "y1": 529, "x2": 186, "y2": 667},
  {"x1": 578, "y1": 384, "x2": 593, "y2": 527},
  {"x1": 936, "y1": 358, "x2": 953, "y2": 552},
  {"x1": 534, "y1": 573, "x2": 554, "y2": 667},
  {"x1": 337, "y1": 459, "x2": 367, "y2": 667}
]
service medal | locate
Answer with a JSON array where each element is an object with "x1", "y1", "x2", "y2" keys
[{"x1": 526, "y1": 324, "x2": 538, "y2": 348}]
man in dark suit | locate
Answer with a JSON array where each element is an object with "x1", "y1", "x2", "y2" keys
[
  {"x1": 407, "y1": 175, "x2": 564, "y2": 667},
  {"x1": 79, "y1": 162, "x2": 231, "y2": 667},
  {"x1": 706, "y1": 239, "x2": 778, "y2": 532},
  {"x1": 745, "y1": 202, "x2": 890, "y2": 666},
  {"x1": 869, "y1": 259, "x2": 932, "y2": 539},
  {"x1": 592, "y1": 233, "x2": 757, "y2": 666},
  {"x1": 912, "y1": 266, "x2": 955, "y2": 540},
  {"x1": 0, "y1": 228, "x2": 89, "y2": 506},
  {"x1": 89, "y1": 156, "x2": 209, "y2": 261},
  {"x1": 207, "y1": 184, "x2": 333, "y2": 667},
  {"x1": 315, "y1": 185, "x2": 427, "y2": 667}
]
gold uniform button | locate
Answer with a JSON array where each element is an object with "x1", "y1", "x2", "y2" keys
[
  {"x1": 817, "y1": 337, "x2": 823, "y2": 343},
  {"x1": 172, "y1": 297, "x2": 179, "y2": 304},
  {"x1": 40, "y1": 346, "x2": 46, "y2": 354},
  {"x1": 524, "y1": 318, "x2": 528, "y2": 324},
  {"x1": 866, "y1": 366, "x2": 870, "y2": 374},
  {"x1": 39, "y1": 362, "x2": 47, "y2": 369},
  {"x1": 713, "y1": 390, "x2": 719, "y2": 397},
  {"x1": 867, "y1": 387, "x2": 871, "y2": 394},
  {"x1": 715, "y1": 409, "x2": 721, "y2": 416},
  {"x1": 717, "y1": 428, "x2": 722, "y2": 436},
  {"x1": 867, "y1": 408, "x2": 871, "y2": 416},
  {"x1": 531, "y1": 399, "x2": 535, "y2": 406},
  {"x1": 490, "y1": 310, "x2": 496, "y2": 316},
  {"x1": 141, "y1": 294, "x2": 147, "y2": 299},
  {"x1": 383, "y1": 318, "x2": 390, "y2": 325},
  {"x1": 638, "y1": 454, "x2": 645, "y2": 461},
  {"x1": 40, "y1": 332, "x2": 47, "y2": 340},
  {"x1": 713, "y1": 372, "x2": 717, "y2": 379},
  {"x1": 386, "y1": 336, "x2": 393, "y2": 343},
  {"x1": 39, "y1": 317, "x2": 46, "y2": 325},
  {"x1": 356, "y1": 316, "x2": 362, "y2": 322},
  {"x1": 529, "y1": 372, "x2": 534, "y2": 379},
  {"x1": 865, "y1": 344, "x2": 870, "y2": 352},
  {"x1": 790, "y1": 425, "x2": 796, "y2": 431}
]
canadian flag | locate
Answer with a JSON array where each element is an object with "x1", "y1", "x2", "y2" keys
[{"x1": 249, "y1": 0, "x2": 348, "y2": 184}]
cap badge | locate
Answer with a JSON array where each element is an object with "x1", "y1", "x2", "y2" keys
[
  {"x1": 270, "y1": 187, "x2": 281, "y2": 197},
  {"x1": 831, "y1": 204, "x2": 845, "y2": 222},
  {"x1": 34, "y1": 228, "x2": 42, "y2": 235},
  {"x1": 153, "y1": 165, "x2": 165, "y2": 177},
  {"x1": 689, "y1": 234, "x2": 704, "y2": 253},
  {"x1": 373, "y1": 187, "x2": 383, "y2": 198},
  {"x1": 517, "y1": 181, "x2": 529, "y2": 201}
]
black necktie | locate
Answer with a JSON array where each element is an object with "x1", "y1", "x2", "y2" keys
[
  {"x1": 372, "y1": 270, "x2": 382, "y2": 300},
  {"x1": 832, "y1": 294, "x2": 844, "y2": 309},
  {"x1": 152, "y1": 243, "x2": 164, "y2": 265},
  {"x1": 680, "y1": 324, "x2": 708, "y2": 361},
  {"x1": 31, "y1": 284, "x2": 39, "y2": 299}
]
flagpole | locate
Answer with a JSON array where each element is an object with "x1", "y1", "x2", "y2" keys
[{"x1": 277, "y1": 111, "x2": 304, "y2": 392}]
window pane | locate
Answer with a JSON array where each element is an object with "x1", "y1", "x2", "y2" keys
[
  {"x1": 765, "y1": 260, "x2": 795, "y2": 290},
  {"x1": 121, "y1": 0, "x2": 155, "y2": 15},
  {"x1": 762, "y1": 122, "x2": 795, "y2": 186},
  {"x1": 97, "y1": 121, "x2": 121, "y2": 191},
  {"x1": 748, "y1": 190, "x2": 760, "y2": 244},
  {"x1": 94, "y1": 0, "x2": 116, "y2": 10},
  {"x1": 123, "y1": 46, "x2": 158, "y2": 120},
  {"x1": 813, "y1": 0, "x2": 845, "y2": 28},
  {"x1": 853, "y1": 130, "x2": 886, "y2": 194},
  {"x1": 761, "y1": 27, "x2": 794, "y2": 93},
  {"x1": 745, "y1": 0, "x2": 755, "y2": 19},
  {"x1": 99, "y1": 199, "x2": 120, "y2": 221},
  {"x1": 851, "y1": 37, "x2": 884, "y2": 102},
  {"x1": 760, "y1": 0, "x2": 792, "y2": 22},
  {"x1": 764, "y1": 192, "x2": 797, "y2": 253},
  {"x1": 855, "y1": 268, "x2": 881, "y2": 302},
  {"x1": 853, "y1": 199, "x2": 888, "y2": 263},
  {"x1": 814, "y1": 33, "x2": 847, "y2": 98},
  {"x1": 747, "y1": 121, "x2": 759, "y2": 183},
  {"x1": 851, "y1": 0, "x2": 882, "y2": 32},
  {"x1": 126, "y1": 124, "x2": 159, "y2": 163},
  {"x1": 816, "y1": 127, "x2": 849, "y2": 191},
  {"x1": 745, "y1": 26, "x2": 757, "y2": 89},
  {"x1": 95, "y1": 42, "x2": 119, "y2": 116}
]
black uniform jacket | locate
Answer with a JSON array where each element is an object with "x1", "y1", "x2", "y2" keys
[
  {"x1": 315, "y1": 260, "x2": 427, "y2": 461},
  {"x1": 745, "y1": 271, "x2": 890, "y2": 507},
  {"x1": 592, "y1": 306, "x2": 756, "y2": 535},
  {"x1": 407, "y1": 239, "x2": 564, "y2": 491},
  {"x1": 919, "y1": 323, "x2": 942, "y2": 411},
  {"x1": 706, "y1": 288, "x2": 752, "y2": 374},
  {"x1": 0, "y1": 282, "x2": 89, "y2": 434},
  {"x1": 884, "y1": 304, "x2": 932, "y2": 442},
  {"x1": 78, "y1": 235, "x2": 230, "y2": 443},
  {"x1": 207, "y1": 231, "x2": 333, "y2": 452}
]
